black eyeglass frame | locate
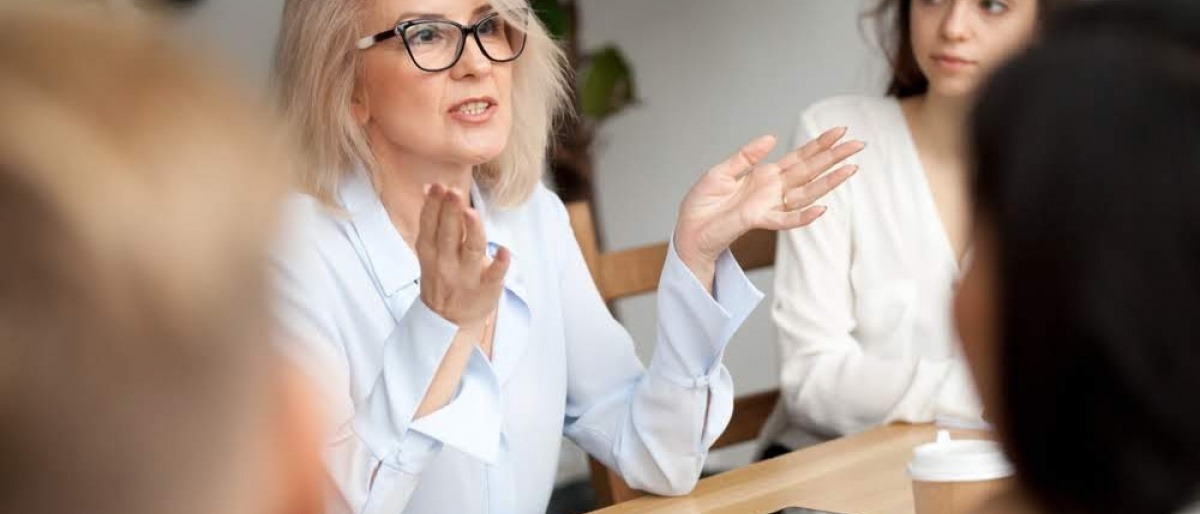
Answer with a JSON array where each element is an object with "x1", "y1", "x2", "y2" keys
[{"x1": 354, "y1": 11, "x2": 529, "y2": 73}]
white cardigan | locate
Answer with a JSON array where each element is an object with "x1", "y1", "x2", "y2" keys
[{"x1": 761, "y1": 95, "x2": 983, "y2": 450}]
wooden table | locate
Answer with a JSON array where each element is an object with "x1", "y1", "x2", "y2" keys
[{"x1": 591, "y1": 424, "x2": 987, "y2": 514}]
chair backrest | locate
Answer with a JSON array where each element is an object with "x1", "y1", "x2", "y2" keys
[
  {"x1": 566, "y1": 202, "x2": 777, "y2": 300},
  {"x1": 565, "y1": 200, "x2": 782, "y2": 507}
]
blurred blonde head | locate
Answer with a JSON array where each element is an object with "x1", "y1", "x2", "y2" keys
[
  {"x1": 0, "y1": 3, "x2": 303, "y2": 514},
  {"x1": 273, "y1": 0, "x2": 570, "y2": 209}
]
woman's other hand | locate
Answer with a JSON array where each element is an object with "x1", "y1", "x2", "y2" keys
[{"x1": 674, "y1": 127, "x2": 864, "y2": 289}]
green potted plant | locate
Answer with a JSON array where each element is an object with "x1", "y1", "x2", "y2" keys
[{"x1": 533, "y1": 0, "x2": 638, "y2": 202}]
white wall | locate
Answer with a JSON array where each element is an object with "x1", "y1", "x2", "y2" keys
[
  {"x1": 575, "y1": 0, "x2": 887, "y2": 475},
  {"x1": 178, "y1": 0, "x2": 888, "y2": 487},
  {"x1": 580, "y1": 0, "x2": 885, "y2": 391},
  {"x1": 179, "y1": 0, "x2": 282, "y2": 89}
]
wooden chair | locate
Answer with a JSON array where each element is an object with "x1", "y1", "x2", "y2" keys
[{"x1": 565, "y1": 200, "x2": 782, "y2": 508}]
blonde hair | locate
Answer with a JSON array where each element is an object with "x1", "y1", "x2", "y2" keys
[
  {"x1": 273, "y1": 0, "x2": 570, "y2": 209},
  {"x1": 0, "y1": 3, "x2": 292, "y2": 514}
]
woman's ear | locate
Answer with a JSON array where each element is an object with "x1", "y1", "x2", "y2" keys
[
  {"x1": 271, "y1": 359, "x2": 327, "y2": 514},
  {"x1": 351, "y1": 84, "x2": 370, "y2": 126}
]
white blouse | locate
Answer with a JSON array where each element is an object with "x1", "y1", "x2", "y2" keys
[
  {"x1": 273, "y1": 169, "x2": 763, "y2": 514},
  {"x1": 761, "y1": 95, "x2": 983, "y2": 450}
]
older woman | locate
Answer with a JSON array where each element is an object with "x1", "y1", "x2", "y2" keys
[{"x1": 272, "y1": 0, "x2": 863, "y2": 512}]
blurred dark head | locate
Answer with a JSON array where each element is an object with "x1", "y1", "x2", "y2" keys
[{"x1": 958, "y1": 1, "x2": 1200, "y2": 513}]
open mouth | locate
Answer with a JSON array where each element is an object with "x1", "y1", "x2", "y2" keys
[
  {"x1": 450, "y1": 97, "x2": 497, "y2": 119},
  {"x1": 454, "y1": 100, "x2": 492, "y2": 116}
]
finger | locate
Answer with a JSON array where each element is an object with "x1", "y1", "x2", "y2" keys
[
  {"x1": 438, "y1": 188, "x2": 465, "y2": 256},
  {"x1": 481, "y1": 246, "x2": 511, "y2": 285},
  {"x1": 748, "y1": 161, "x2": 783, "y2": 180},
  {"x1": 775, "y1": 126, "x2": 848, "y2": 170},
  {"x1": 768, "y1": 205, "x2": 828, "y2": 230},
  {"x1": 792, "y1": 205, "x2": 829, "y2": 227},
  {"x1": 783, "y1": 164, "x2": 858, "y2": 211},
  {"x1": 783, "y1": 140, "x2": 865, "y2": 188},
  {"x1": 461, "y1": 208, "x2": 487, "y2": 265},
  {"x1": 417, "y1": 183, "x2": 446, "y2": 254},
  {"x1": 711, "y1": 135, "x2": 778, "y2": 178}
]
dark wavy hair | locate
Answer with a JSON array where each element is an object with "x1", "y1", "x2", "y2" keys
[
  {"x1": 970, "y1": 1, "x2": 1200, "y2": 513},
  {"x1": 869, "y1": 0, "x2": 1078, "y2": 98}
]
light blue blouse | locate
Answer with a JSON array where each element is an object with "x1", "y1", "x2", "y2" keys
[{"x1": 273, "y1": 169, "x2": 763, "y2": 514}]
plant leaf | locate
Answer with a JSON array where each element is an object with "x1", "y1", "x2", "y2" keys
[
  {"x1": 579, "y1": 46, "x2": 637, "y2": 121},
  {"x1": 531, "y1": 0, "x2": 570, "y2": 41}
]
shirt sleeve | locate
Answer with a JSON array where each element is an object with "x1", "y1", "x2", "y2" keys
[
  {"x1": 772, "y1": 107, "x2": 983, "y2": 440},
  {"x1": 549, "y1": 197, "x2": 764, "y2": 496}
]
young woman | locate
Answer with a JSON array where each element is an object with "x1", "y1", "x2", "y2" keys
[{"x1": 762, "y1": 0, "x2": 1074, "y2": 454}]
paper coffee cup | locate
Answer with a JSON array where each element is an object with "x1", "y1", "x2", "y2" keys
[{"x1": 907, "y1": 431, "x2": 1014, "y2": 514}]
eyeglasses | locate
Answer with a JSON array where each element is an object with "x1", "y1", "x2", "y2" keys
[{"x1": 355, "y1": 11, "x2": 529, "y2": 73}]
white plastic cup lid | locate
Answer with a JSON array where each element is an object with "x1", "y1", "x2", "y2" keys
[{"x1": 907, "y1": 430, "x2": 1014, "y2": 483}]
